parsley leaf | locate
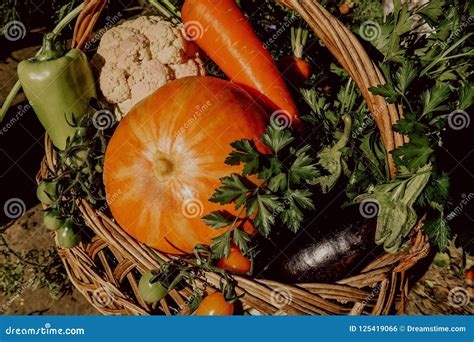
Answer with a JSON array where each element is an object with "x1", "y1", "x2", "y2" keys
[
  {"x1": 369, "y1": 83, "x2": 399, "y2": 103},
  {"x1": 267, "y1": 172, "x2": 287, "y2": 192},
  {"x1": 288, "y1": 145, "x2": 319, "y2": 184},
  {"x1": 423, "y1": 214, "x2": 450, "y2": 252},
  {"x1": 288, "y1": 189, "x2": 315, "y2": 210},
  {"x1": 225, "y1": 140, "x2": 260, "y2": 176},
  {"x1": 416, "y1": 172, "x2": 450, "y2": 210},
  {"x1": 392, "y1": 113, "x2": 428, "y2": 135},
  {"x1": 261, "y1": 125, "x2": 294, "y2": 154},
  {"x1": 422, "y1": 82, "x2": 450, "y2": 117},
  {"x1": 205, "y1": 125, "x2": 318, "y2": 246},
  {"x1": 458, "y1": 83, "x2": 474, "y2": 110},
  {"x1": 202, "y1": 211, "x2": 233, "y2": 229},
  {"x1": 252, "y1": 194, "x2": 279, "y2": 237},
  {"x1": 392, "y1": 138, "x2": 434, "y2": 170},
  {"x1": 396, "y1": 61, "x2": 417, "y2": 93},
  {"x1": 209, "y1": 174, "x2": 249, "y2": 208},
  {"x1": 210, "y1": 230, "x2": 232, "y2": 259},
  {"x1": 310, "y1": 115, "x2": 352, "y2": 193},
  {"x1": 355, "y1": 165, "x2": 432, "y2": 252},
  {"x1": 416, "y1": 0, "x2": 444, "y2": 24},
  {"x1": 233, "y1": 227, "x2": 251, "y2": 254}
]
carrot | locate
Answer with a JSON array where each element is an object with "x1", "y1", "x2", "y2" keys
[
  {"x1": 182, "y1": 0, "x2": 302, "y2": 130},
  {"x1": 277, "y1": 25, "x2": 312, "y2": 87},
  {"x1": 278, "y1": 56, "x2": 313, "y2": 85}
]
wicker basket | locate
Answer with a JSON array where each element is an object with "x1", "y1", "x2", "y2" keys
[{"x1": 36, "y1": 0, "x2": 430, "y2": 315}]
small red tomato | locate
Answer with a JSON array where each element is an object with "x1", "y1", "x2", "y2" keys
[
  {"x1": 195, "y1": 292, "x2": 234, "y2": 316},
  {"x1": 239, "y1": 217, "x2": 257, "y2": 236},
  {"x1": 339, "y1": 3, "x2": 351, "y2": 15},
  {"x1": 217, "y1": 245, "x2": 252, "y2": 273},
  {"x1": 465, "y1": 267, "x2": 473, "y2": 285}
]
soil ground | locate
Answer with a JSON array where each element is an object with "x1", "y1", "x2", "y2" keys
[{"x1": 0, "y1": 205, "x2": 99, "y2": 315}]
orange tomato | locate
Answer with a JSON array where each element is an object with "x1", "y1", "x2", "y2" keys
[
  {"x1": 466, "y1": 267, "x2": 473, "y2": 285},
  {"x1": 217, "y1": 245, "x2": 252, "y2": 273},
  {"x1": 238, "y1": 217, "x2": 257, "y2": 236},
  {"x1": 339, "y1": 3, "x2": 351, "y2": 15},
  {"x1": 195, "y1": 292, "x2": 234, "y2": 315},
  {"x1": 104, "y1": 76, "x2": 268, "y2": 254}
]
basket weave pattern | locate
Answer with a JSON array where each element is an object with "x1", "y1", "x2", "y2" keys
[{"x1": 37, "y1": 0, "x2": 430, "y2": 315}]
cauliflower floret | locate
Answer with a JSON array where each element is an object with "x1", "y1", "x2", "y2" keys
[
  {"x1": 170, "y1": 59, "x2": 206, "y2": 79},
  {"x1": 94, "y1": 16, "x2": 206, "y2": 119},
  {"x1": 96, "y1": 27, "x2": 151, "y2": 73},
  {"x1": 98, "y1": 64, "x2": 130, "y2": 104},
  {"x1": 121, "y1": 16, "x2": 197, "y2": 65},
  {"x1": 128, "y1": 60, "x2": 171, "y2": 107}
]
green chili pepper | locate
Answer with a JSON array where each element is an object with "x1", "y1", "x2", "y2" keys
[{"x1": 17, "y1": 33, "x2": 97, "y2": 150}]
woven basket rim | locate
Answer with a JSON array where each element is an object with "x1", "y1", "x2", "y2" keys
[{"x1": 36, "y1": 0, "x2": 431, "y2": 316}]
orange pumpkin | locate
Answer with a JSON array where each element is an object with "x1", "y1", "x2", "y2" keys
[{"x1": 104, "y1": 76, "x2": 268, "y2": 254}]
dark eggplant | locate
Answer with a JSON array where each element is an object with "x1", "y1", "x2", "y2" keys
[{"x1": 254, "y1": 205, "x2": 382, "y2": 283}]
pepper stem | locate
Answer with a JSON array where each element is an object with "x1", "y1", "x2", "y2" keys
[{"x1": 35, "y1": 33, "x2": 64, "y2": 62}]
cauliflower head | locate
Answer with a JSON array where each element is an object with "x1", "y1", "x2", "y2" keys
[{"x1": 93, "y1": 16, "x2": 206, "y2": 118}]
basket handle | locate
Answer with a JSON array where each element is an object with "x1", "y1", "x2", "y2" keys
[{"x1": 279, "y1": 0, "x2": 406, "y2": 177}]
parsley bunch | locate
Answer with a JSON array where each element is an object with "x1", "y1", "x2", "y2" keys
[
  {"x1": 367, "y1": 0, "x2": 473, "y2": 250},
  {"x1": 202, "y1": 125, "x2": 319, "y2": 258}
]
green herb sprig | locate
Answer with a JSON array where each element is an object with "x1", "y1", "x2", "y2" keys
[
  {"x1": 203, "y1": 124, "x2": 319, "y2": 258},
  {"x1": 366, "y1": 0, "x2": 473, "y2": 250}
]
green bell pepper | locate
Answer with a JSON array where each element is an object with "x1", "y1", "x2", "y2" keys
[{"x1": 17, "y1": 33, "x2": 97, "y2": 150}]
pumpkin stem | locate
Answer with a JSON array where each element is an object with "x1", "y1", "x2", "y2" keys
[{"x1": 153, "y1": 153, "x2": 174, "y2": 180}]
